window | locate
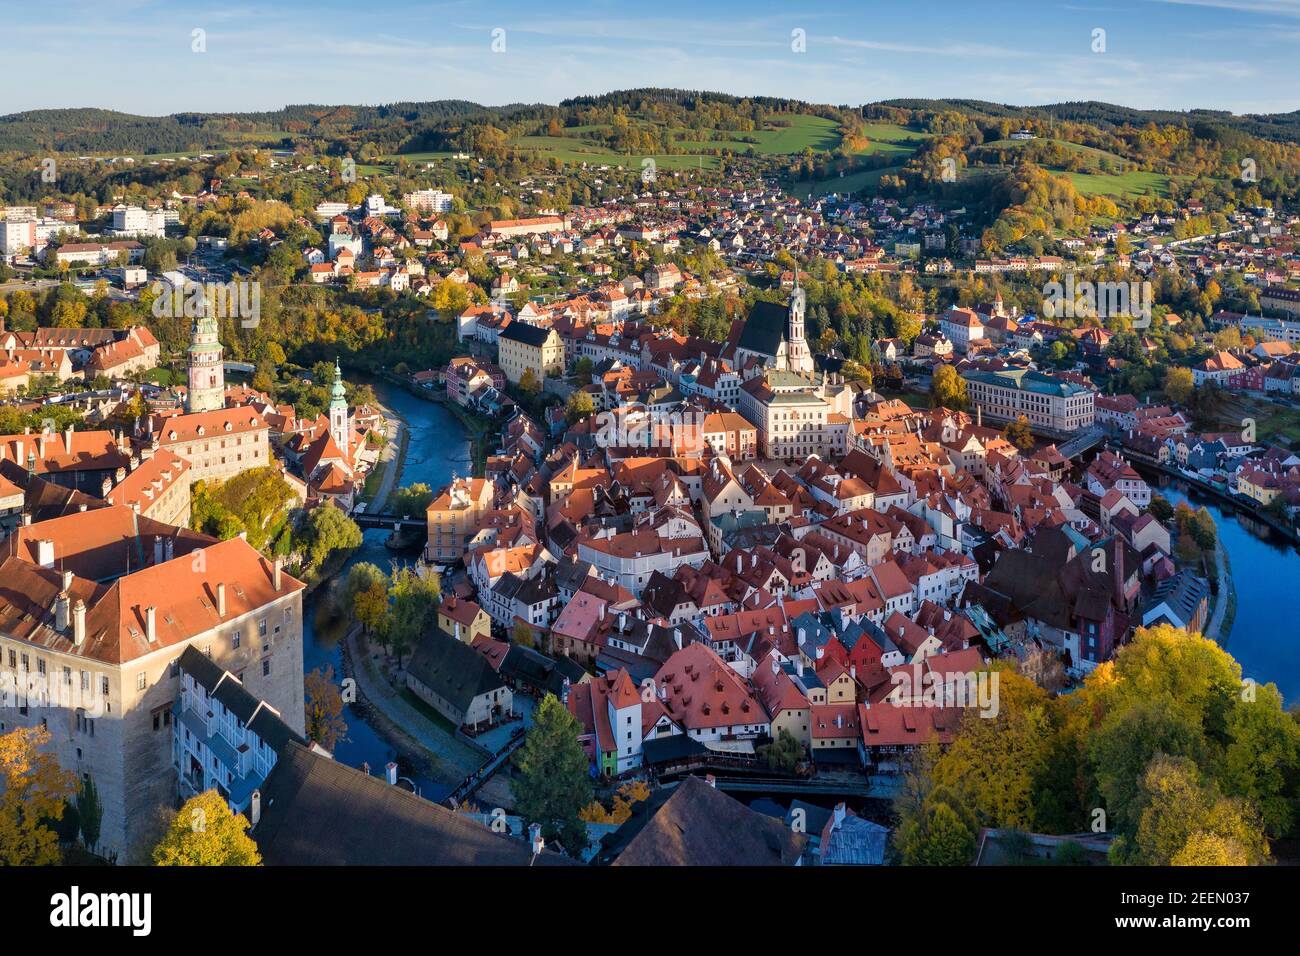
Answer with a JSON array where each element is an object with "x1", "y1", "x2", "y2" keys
[
  {"x1": 136, "y1": 673, "x2": 147, "y2": 691},
  {"x1": 262, "y1": 659, "x2": 271, "y2": 677},
  {"x1": 231, "y1": 630, "x2": 241, "y2": 650}
]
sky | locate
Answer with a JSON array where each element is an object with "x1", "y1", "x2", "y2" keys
[{"x1": 3, "y1": 0, "x2": 1299, "y2": 116}]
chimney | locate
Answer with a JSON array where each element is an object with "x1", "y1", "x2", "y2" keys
[
  {"x1": 36, "y1": 539, "x2": 55, "y2": 568},
  {"x1": 250, "y1": 790, "x2": 262, "y2": 828},
  {"x1": 273, "y1": 556, "x2": 283, "y2": 591},
  {"x1": 385, "y1": 762, "x2": 398, "y2": 786},
  {"x1": 55, "y1": 592, "x2": 70, "y2": 631},
  {"x1": 796, "y1": 658, "x2": 804, "y2": 677},
  {"x1": 529, "y1": 823, "x2": 544, "y2": 857},
  {"x1": 164, "y1": 537, "x2": 174, "y2": 561},
  {"x1": 21, "y1": 513, "x2": 30, "y2": 527},
  {"x1": 145, "y1": 606, "x2": 157, "y2": 643},
  {"x1": 153, "y1": 536, "x2": 164, "y2": 565},
  {"x1": 850, "y1": 664, "x2": 857, "y2": 681},
  {"x1": 832, "y1": 802, "x2": 847, "y2": 830},
  {"x1": 771, "y1": 657, "x2": 779, "y2": 675},
  {"x1": 704, "y1": 774, "x2": 717, "y2": 789},
  {"x1": 72, "y1": 600, "x2": 86, "y2": 647},
  {"x1": 64, "y1": 424, "x2": 73, "y2": 451},
  {"x1": 62, "y1": 569, "x2": 73, "y2": 592},
  {"x1": 217, "y1": 582, "x2": 227, "y2": 617}
]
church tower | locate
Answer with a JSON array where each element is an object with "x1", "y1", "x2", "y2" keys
[
  {"x1": 329, "y1": 359, "x2": 350, "y2": 459},
  {"x1": 785, "y1": 272, "x2": 813, "y2": 375},
  {"x1": 186, "y1": 306, "x2": 224, "y2": 413}
]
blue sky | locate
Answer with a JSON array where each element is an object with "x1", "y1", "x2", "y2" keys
[{"x1": 3, "y1": 0, "x2": 1299, "y2": 115}]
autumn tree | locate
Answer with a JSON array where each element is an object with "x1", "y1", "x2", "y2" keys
[
  {"x1": 152, "y1": 790, "x2": 261, "y2": 866},
  {"x1": 511, "y1": 620, "x2": 537, "y2": 648},
  {"x1": 0, "y1": 727, "x2": 76, "y2": 865},
  {"x1": 513, "y1": 694, "x2": 592, "y2": 853},
  {"x1": 1002, "y1": 414, "x2": 1035, "y2": 450},
  {"x1": 1118, "y1": 755, "x2": 1269, "y2": 866},
  {"x1": 304, "y1": 666, "x2": 349, "y2": 752},
  {"x1": 930, "y1": 364, "x2": 968, "y2": 412},
  {"x1": 1163, "y1": 366, "x2": 1194, "y2": 406}
]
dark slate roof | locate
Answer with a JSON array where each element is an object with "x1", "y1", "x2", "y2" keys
[
  {"x1": 0, "y1": 459, "x2": 106, "y2": 521},
  {"x1": 178, "y1": 645, "x2": 303, "y2": 754},
  {"x1": 252, "y1": 742, "x2": 576, "y2": 866},
  {"x1": 735, "y1": 299, "x2": 790, "y2": 360},
  {"x1": 500, "y1": 322, "x2": 553, "y2": 347},
  {"x1": 406, "y1": 627, "x2": 507, "y2": 716},
  {"x1": 499, "y1": 644, "x2": 586, "y2": 697},
  {"x1": 177, "y1": 644, "x2": 226, "y2": 693},
  {"x1": 600, "y1": 775, "x2": 806, "y2": 866}
]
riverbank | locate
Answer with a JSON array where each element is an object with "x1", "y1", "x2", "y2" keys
[
  {"x1": 341, "y1": 621, "x2": 513, "y2": 808},
  {"x1": 1125, "y1": 445, "x2": 1299, "y2": 545}
]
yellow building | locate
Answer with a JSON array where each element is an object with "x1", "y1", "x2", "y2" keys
[
  {"x1": 425, "y1": 477, "x2": 494, "y2": 563},
  {"x1": 437, "y1": 594, "x2": 492, "y2": 644},
  {"x1": 497, "y1": 323, "x2": 563, "y2": 385}
]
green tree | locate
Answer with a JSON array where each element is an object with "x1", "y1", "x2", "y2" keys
[
  {"x1": 301, "y1": 503, "x2": 362, "y2": 572},
  {"x1": 153, "y1": 790, "x2": 261, "y2": 866},
  {"x1": 76, "y1": 776, "x2": 103, "y2": 854},
  {"x1": 512, "y1": 694, "x2": 592, "y2": 853},
  {"x1": 758, "y1": 728, "x2": 805, "y2": 773},
  {"x1": 388, "y1": 566, "x2": 440, "y2": 666}
]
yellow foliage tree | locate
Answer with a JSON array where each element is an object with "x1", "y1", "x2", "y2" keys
[
  {"x1": 152, "y1": 790, "x2": 261, "y2": 866},
  {"x1": 0, "y1": 727, "x2": 77, "y2": 865}
]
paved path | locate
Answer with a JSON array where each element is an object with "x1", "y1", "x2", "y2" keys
[
  {"x1": 345, "y1": 623, "x2": 514, "y2": 808},
  {"x1": 364, "y1": 414, "x2": 406, "y2": 513},
  {"x1": 1204, "y1": 537, "x2": 1232, "y2": 642}
]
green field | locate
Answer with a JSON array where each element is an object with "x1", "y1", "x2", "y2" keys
[
  {"x1": 1065, "y1": 169, "x2": 1174, "y2": 198},
  {"x1": 791, "y1": 164, "x2": 903, "y2": 201}
]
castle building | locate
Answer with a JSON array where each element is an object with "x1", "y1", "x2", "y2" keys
[{"x1": 0, "y1": 507, "x2": 305, "y2": 860}]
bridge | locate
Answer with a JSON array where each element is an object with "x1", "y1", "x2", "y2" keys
[
  {"x1": 1055, "y1": 425, "x2": 1107, "y2": 459},
  {"x1": 352, "y1": 511, "x2": 426, "y2": 531},
  {"x1": 445, "y1": 726, "x2": 527, "y2": 808}
]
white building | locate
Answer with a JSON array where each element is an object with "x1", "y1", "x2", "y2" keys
[{"x1": 111, "y1": 205, "x2": 167, "y2": 239}]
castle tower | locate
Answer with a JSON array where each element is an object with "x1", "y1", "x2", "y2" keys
[
  {"x1": 785, "y1": 272, "x2": 813, "y2": 375},
  {"x1": 186, "y1": 306, "x2": 224, "y2": 413},
  {"x1": 329, "y1": 359, "x2": 349, "y2": 459}
]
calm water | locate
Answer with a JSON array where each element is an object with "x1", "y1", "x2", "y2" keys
[
  {"x1": 300, "y1": 375, "x2": 471, "y2": 798},
  {"x1": 1153, "y1": 475, "x2": 1300, "y2": 704}
]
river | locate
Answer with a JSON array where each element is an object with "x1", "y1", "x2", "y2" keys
[
  {"x1": 1150, "y1": 474, "x2": 1300, "y2": 705},
  {"x1": 300, "y1": 374, "x2": 472, "y2": 798}
]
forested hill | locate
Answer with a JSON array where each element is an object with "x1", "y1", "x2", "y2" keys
[
  {"x1": 5, "y1": 89, "x2": 1300, "y2": 155},
  {"x1": 876, "y1": 98, "x2": 1300, "y2": 144}
]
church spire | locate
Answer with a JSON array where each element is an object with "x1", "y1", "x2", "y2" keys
[{"x1": 329, "y1": 358, "x2": 349, "y2": 459}]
